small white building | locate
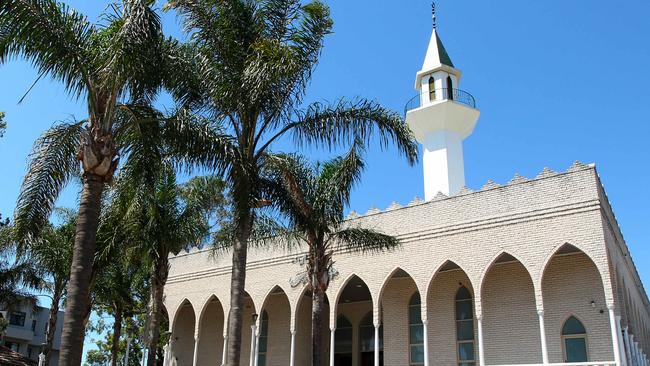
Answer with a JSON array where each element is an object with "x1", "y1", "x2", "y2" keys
[
  {"x1": 1, "y1": 299, "x2": 64, "y2": 366},
  {"x1": 162, "y1": 7, "x2": 650, "y2": 366}
]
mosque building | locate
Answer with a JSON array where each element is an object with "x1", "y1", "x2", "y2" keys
[{"x1": 163, "y1": 7, "x2": 650, "y2": 366}]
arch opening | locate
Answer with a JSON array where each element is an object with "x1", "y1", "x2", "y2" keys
[
  {"x1": 427, "y1": 261, "x2": 475, "y2": 366},
  {"x1": 257, "y1": 286, "x2": 291, "y2": 366},
  {"x1": 482, "y1": 253, "x2": 541, "y2": 365},
  {"x1": 542, "y1": 244, "x2": 610, "y2": 363},
  {"x1": 170, "y1": 300, "x2": 196, "y2": 366},
  {"x1": 197, "y1": 296, "x2": 224, "y2": 366},
  {"x1": 335, "y1": 275, "x2": 377, "y2": 366}
]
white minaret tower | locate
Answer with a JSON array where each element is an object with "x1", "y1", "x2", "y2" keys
[{"x1": 405, "y1": 3, "x2": 480, "y2": 200}]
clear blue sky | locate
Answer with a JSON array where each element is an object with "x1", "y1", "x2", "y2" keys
[{"x1": 1, "y1": 0, "x2": 649, "y2": 359}]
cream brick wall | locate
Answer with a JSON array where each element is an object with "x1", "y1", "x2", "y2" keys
[{"x1": 164, "y1": 164, "x2": 649, "y2": 365}]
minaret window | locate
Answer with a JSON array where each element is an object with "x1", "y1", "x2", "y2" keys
[
  {"x1": 456, "y1": 286, "x2": 475, "y2": 366},
  {"x1": 428, "y1": 76, "x2": 436, "y2": 101},
  {"x1": 562, "y1": 316, "x2": 588, "y2": 362},
  {"x1": 446, "y1": 76, "x2": 454, "y2": 101}
]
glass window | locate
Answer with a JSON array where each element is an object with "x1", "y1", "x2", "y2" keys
[
  {"x1": 562, "y1": 316, "x2": 588, "y2": 362},
  {"x1": 455, "y1": 287, "x2": 475, "y2": 366},
  {"x1": 409, "y1": 293, "x2": 424, "y2": 365},
  {"x1": 428, "y1": 76, "x2": 436, "y2": 101},
  {"x1": 257, "y1": 311, "x2": 269, "y2": 366},
  {"x1": 9, "y1": 311, "x2": 26, "y2": 327}
]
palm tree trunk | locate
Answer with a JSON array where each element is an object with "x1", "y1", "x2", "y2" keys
[
  {"x1": 312, "y1": 287, "x2": 326, "y2": 366},
  {"x1": 146, "y1": 256, "x2": 169, "y2": 366},
  {"x1": 225, "y1": 207, "x2": 253, "y2": 366},
  {"x1": 59, "y1": 173, "x2": 104, "y2": 366},
  {"x1": 110, "y1": 307, "x2": 123, "y2": 366},
  {"x1": 43, "y1": 280, "x2": 64, "y2": 366}
]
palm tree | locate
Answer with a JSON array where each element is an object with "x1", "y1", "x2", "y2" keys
[
  {"x1": 1, "y1": 1, "x2": 165, "y2": 363},
  {"x1": 164, "y1": 1, "x2": 418, "y2": 363},
  {"x1": 263, "y1": 146, "x2": 400, "y2": 366},
  {"x1": 26, "y1": 211, "x2": 75, "y2": 366},
  {"x1": 106, "y1": 153, "x2": 226, "y2": 366},
  {"x1": 91, "y1": 251, "x2": 149, "y2": 366}
]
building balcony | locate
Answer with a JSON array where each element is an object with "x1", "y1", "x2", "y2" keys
[{"x1": 404, "y1": 88, "x2": 476, "y2": 115}]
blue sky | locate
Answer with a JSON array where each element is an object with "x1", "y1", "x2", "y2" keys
[{"x1": 1, "y1": 0, "x2": 650, "y2": 359}]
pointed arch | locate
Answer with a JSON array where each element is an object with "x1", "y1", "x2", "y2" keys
[
  {"x1": 426, "y1": 260, "x2": 476, "y2": 366},
  {"x1": 170, "y1": 299, "x2": 197, "y2": 366},
  {"x1": 196, "y1": 295, "x2": 225, "y2": 366},
  {"x1": 561, "y1": 315, "x2": 589, "y2": 362},
  {"x1": 542, "y1": 243, "x2": 612, "y2": 363},
  {"x1": 258, "y1": 285, "x2": 291, "y2": 365},
  {"x1": 171, "y1": 298, "x2": 196, "y2": 331},
  {"x1": 333, "y1": 273, "x2": 374, "y2": 316},
  {"x1": 379, "y1": 267, "x2": 420, "y2": 366},
  {"x1": 481, "y1": 251, "x2": 541, "y2": 364}
]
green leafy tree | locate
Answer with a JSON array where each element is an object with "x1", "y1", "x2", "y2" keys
[
  {"x1": 263, "y1": 147, "x2": 400, "y2": 366},
  {"x1": 163, "y1": 1, "x2": 418, "y2": 363},
  {"x1": 0, "y1": 0, "x2": 167, "y2": 363}
]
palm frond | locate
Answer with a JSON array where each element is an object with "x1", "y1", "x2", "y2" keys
[
  {"x1": 288, "y1": 99, "x2": 419, "y2": 165},
  {"x1": 14, "y1": 121, "x2": 83, "y2": 243},
  {"x1": 0, "y1": 0, "x2": 92, "y2": 99},
  {"x1": 101, "y1": 0, "x2": 163, "y2": 103},
  {"x1": 332, "y1": 227, "x2": 400, "y2": 253}
]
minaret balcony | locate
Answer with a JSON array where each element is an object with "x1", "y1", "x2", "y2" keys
[{"x1": 404, "y1": 88, "x2": 476, "y2": 115}]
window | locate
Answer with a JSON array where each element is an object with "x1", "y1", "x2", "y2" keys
[
  {"x1": 9, "y1": 311, "x2": 26, "y2": 327},
  {"x1": 335, "y1": 316, "x2": 353, "y2": 366},
  {"x1": 31, "y1": 320, "x2": 37, "y2": 331},
  {"x1": 446, "y1": 76, "x2": 454, "y2": 100},
  {"x1": 409, "y1": 293, "x2": 425, "y2": 365},
  {"x1": 456, "y1": 287, "x2": 475, "y2": 366},
  {"x1": 257, "y1": 311, "x2": 269, "y2": 366},
  {"x1": 562, "y1": 316, "x2": 588, "y2": 362},
  {"x1": 428, "y1": 76, "x2": 436, "y2": 101},
  {"x1": 5, "y1": 341, "x2": 19, "y2": 353}
]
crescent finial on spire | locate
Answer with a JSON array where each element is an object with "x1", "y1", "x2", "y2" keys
[{"x1": 432, "y1": 1, "x2": 437, "y2": 29}]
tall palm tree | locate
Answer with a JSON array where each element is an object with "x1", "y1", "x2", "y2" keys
[
  {"x1": 114, "y1": 171, "x2": 226, "y2": 366},
  {"x1": 26, "y1": 211, "x2": 75, "y2": 366},
  {"x1": 264, "y1": 146, "x2": 400, "y2": 366},
  {"x1": 0, "y1": 1, "x2": 165, "y2": 363},
  {"x1": 164, "y1": 1, "x2": 418, "y2": 363}
]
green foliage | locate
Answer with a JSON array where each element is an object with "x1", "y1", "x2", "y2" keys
[{"x1": 85, "y1": 313, "x2": 147, "y2": 366}]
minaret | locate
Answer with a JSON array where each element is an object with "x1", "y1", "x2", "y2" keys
[{"x1": 405, "y1": 3, "x2": 480, "y2": 200}]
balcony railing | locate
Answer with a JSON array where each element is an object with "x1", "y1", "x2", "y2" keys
[{"x1": 404, "y1": 88, "x2": 476, "y2": 115}]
